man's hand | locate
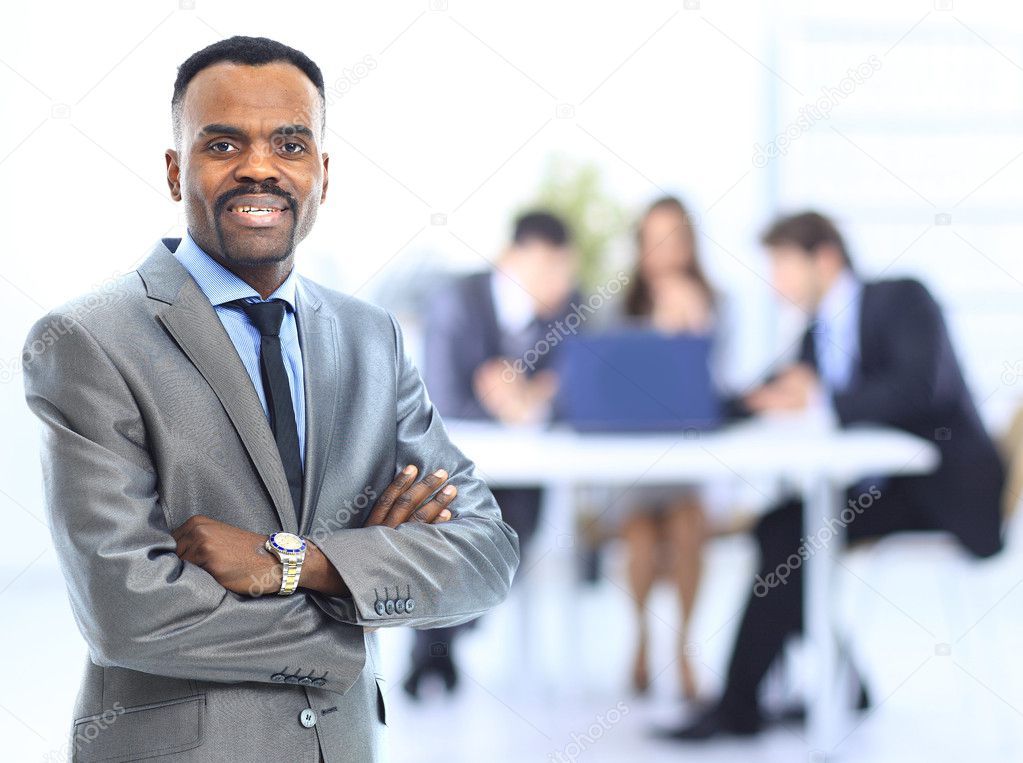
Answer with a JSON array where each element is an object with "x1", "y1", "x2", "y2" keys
[
  {"x1": 474, "y1": 358, "x2": 558, "y2": 425},
  {"x1": 171, "y1": 515, "x2": 282, "y2": 596},
  {"x1": 172, "y1": 464, "x2": 457, "y2": 597},
  {"x1": 744, "y1": 363, "x2": 821, "y2": 413},
  {"x1": 362, "y1": 464, "x2": 458, "y2": 528}
]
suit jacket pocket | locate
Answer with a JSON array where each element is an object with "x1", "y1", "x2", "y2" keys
[
  {"x1": 375, "y1": 677, "x2": 387, "y2": 726},
  {"x1": 72, "y1": 693, "x2": 205, "y2": 763}
]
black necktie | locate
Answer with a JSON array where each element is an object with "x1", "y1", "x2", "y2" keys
[{"x1": 228, "y1": 298, "x2": 303, "y2": 528}]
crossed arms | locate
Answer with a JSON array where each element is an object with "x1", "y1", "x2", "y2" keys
[{"x1": 22, "y1": 309, "x2": 519, "y2": 695}]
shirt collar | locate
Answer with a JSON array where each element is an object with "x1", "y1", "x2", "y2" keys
[
  {"x1": 490, "y1": 270, "x2": 537, "y2": 334},
  {"x1": 172, "y1": 228, "x2": 299, "y2": 312}
]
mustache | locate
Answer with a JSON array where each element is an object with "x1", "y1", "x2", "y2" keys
[{"x1": 214, "y1": 183, "x2": 296, "y2": 216}]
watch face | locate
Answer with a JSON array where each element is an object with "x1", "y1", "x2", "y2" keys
[{"x1": 269, "y1": 532, "x2": 306, "y2": 554}]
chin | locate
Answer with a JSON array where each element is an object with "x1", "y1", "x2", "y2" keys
[
  {"x1": 218, "y1": 229, "x2": 296, "y2": 266},
  {"x1": 230, "y1": 249, "x2": 293, "y2": 267}
]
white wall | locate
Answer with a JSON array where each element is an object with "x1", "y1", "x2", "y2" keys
[{"x1": 2, "y1": 0, "x2": 1021, "y2": 569}]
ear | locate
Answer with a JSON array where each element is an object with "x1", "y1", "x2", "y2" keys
[
  {"x1": 165, "y1": 149, "x2": 182, "y2": 202},
  {"x1": 320, "y1": 153, "x2": 329, "y2": 204}
]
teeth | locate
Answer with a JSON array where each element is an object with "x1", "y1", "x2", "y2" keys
[{"x1": 236, "y1": 206, "x2": 278, "y2": 214}]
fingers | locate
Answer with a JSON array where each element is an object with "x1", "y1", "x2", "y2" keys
[
  {"x1": 363, "y1": 466, "x2": 458, "y2": 528},
  {"x1": 408, "y1": 484, "x2": 458, "y2": 525},
  {"x1": 382, "y1": 469, "x2": 450, "y2": 528},
  {"x1": 363, "y1": 465, "x2": 418, "y2": 527}
]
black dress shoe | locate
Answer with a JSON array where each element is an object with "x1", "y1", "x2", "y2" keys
[
  {"x1": 653, "y1": 705, "x2": 761, "y2": 741},
  {"x1": 770, "y1": 681, "x2": 871, "y2": 725}
]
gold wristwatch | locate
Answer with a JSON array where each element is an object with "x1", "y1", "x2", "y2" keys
[{"x1": 265, "y1": 532, "x2": 307, "y2": 595}]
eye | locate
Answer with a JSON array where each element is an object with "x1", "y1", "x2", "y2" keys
[
  {"x1": 280, "y1": 142, "x2": 306, "y2": 154},
  {"x1": 208, "y1": 141, "x2": 237, "y2": 153}
]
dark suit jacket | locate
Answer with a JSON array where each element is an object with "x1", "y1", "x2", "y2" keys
[
  {"x1": 422, "y1": 271, "x2": 575, "y2": 420},
  {"x1": 798, "y1": 277, "x2": 1004, "y2": 558},
  {"x1": 421, "y1": 271, "x2": 583, "y2": 541}
]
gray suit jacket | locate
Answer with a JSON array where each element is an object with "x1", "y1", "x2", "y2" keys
[{"x1": 21, "y1": 238, "x2": 520, "y2": 762}]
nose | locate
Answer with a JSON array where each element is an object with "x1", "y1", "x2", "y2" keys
[{"x1": 233, "y1": 144, "x2": 280, "y2": 186}]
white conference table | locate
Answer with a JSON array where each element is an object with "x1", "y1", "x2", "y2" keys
[{"x1": 444, "y1": 414, "x2": 940, "y2": 755}]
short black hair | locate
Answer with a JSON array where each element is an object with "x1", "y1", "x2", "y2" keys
[
  {"x1": 171, "y1": 36, "x2": 325, "y2": 149},
  {"x1": 512, "y1": 210, "x2": 572, "y2": 248},
  {"x1": 761, "y1": 210, "x2": 852, "y2": 268}
]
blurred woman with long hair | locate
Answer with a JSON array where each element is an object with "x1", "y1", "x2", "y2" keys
[{"x1": 617, "y1": 195, "x2": 716, "y2": 700}]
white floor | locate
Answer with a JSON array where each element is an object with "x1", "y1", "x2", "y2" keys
[
  {"x1": 4, "y1": 517, "x2": 1023, "y2": 762},
  {"x1": 371, "y1": 521, "x2": 1023, "y2": 763}
]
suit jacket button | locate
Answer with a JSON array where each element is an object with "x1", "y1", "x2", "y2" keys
[
  {"x1": 395, "y1": 598, "x2": 406, "y2": 614},
  {"x1": 312, "y1": 678, "x2": 326, "y2": 687},
  {"x1": 271, "y1": 673, "x2": 286, "y2": 682},
  {"x1": 299, "y1": 676, "x2": 313, "y2": 685},
  {"x1": 299, "y1": 708, "x2": 317, "y2": 728},
  {"x1": 385, "y1": 599, "x2": 395, "y2": 615},
  {"x1": 375, "y1": 601, "x2": 386, "y2": 616},
  {"x1": 405, "y1": 597, "x2": 415, "y2": 613},
  {"x1": 285, "y1": 674, "x2": 300, "y2": 684}
]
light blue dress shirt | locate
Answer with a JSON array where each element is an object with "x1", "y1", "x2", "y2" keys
[
  {"x1": 172, "y1": 229, "x2": 306, "y2": 468},
  {"x1": 812, "y1": 269, "x2": 885, "y2": 492},
  {"x1": 813, "y1": 268, "x2": 862, "y2": 394}
]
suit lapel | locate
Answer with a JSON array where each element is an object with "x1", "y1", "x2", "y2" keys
[
  {"x1": 474, "y1": 272, "x2": 502, "y2": 355},
  {"x1": 137, "y1": 239, "x2": 298, "y2": 534},
  {"x1": 855, "y1": 281, "x2": 874, "y2": 379},
  {"x1": 294, "y1": 277, "x2": 339, "y2": 536}
]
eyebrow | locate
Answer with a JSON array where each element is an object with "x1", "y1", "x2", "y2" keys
[{"x1": 197, "y1": 123, "x2": 316, "y2": 140}]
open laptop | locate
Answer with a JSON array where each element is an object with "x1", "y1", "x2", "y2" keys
[{"x1": 553, "y1": 328, "x2": 723, "y2": 432}]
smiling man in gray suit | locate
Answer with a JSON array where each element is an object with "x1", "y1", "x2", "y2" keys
[{"x1": 21, "y1": 36, "x2": 519, "y2": 763}]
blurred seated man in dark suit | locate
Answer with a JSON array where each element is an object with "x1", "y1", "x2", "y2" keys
[
  {"x1": 404, "y1": 210, "x2": 580, "y2": 697},
  {"x1": 662, "y1": 210, "x2": 1004, "y2": 740}
]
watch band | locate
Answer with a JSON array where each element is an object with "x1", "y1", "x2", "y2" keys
[{"x1": 277, "y1": 555, "x2": 303, "y2": 595}]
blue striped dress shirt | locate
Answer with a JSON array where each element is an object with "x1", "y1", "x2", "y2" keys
[{"x1": 172, "y1": 229, "x2": 306, "y2": 468}]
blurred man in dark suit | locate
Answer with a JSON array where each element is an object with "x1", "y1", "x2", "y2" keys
[
  {"x1": 663, "y1": 210, "x2": 1004, "y2": 740},
  {"x1": 404, "y1": 211, "x2": 579, "y2": 696}
]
